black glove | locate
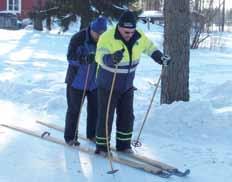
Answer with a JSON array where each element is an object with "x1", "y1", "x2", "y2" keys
[
  {"x1": 151, "y1": 50, "x2": 171, "y2": 66},
  {"x1": 161, "y1": 55, "x2": 171, "y2": 66},
  {"x1": 76, "y1": 46, "x2": 89, "y2": 64},
  {"x1": 78, "y1": 56, "x2": 87, "y2": 64},
  {"x1": 79, "y1": 53, "x2": 95, "y2": 64},
  {"x1": 86, "y1": 53, "x2": 95, "y2": 64},
  {"x1": 111, "y1": 48, "x2": 124, "y2": 64}
]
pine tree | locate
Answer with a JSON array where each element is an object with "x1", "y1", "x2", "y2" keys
[{"x1": 53, "y1": 0, "x2": 140, "y2": 30}]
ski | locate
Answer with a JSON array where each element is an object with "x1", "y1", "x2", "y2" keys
[
  {"x1": 0, "y1": 123, "x2": 171, "y2": 178},
  {"x1": 36, "y1": 120, "x2": 190, "y2": 177}
]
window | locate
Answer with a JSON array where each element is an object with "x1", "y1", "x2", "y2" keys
[{"x1": 7, "y1": 0, "x2": 21, "y2": 12}]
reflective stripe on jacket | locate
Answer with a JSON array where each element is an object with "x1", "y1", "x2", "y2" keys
[{"x1": 95, "y1": 27, "x2": 158, "y2": 92}]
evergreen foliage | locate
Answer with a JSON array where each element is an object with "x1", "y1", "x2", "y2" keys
[{"x1": 35, "y1": 0, "x2": 141, "y2": 31}]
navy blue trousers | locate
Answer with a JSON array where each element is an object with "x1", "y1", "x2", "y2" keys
[
  {"x1": 64, "y1": 85, "x2": 97, "y2": 142},
  {"x1": 96, "y1": 87, "x2": 135, "y2": 151}
]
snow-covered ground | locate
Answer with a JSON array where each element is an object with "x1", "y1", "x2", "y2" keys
[{"x1": 0, "y1": 23, "x2": 232, "y2": 182}]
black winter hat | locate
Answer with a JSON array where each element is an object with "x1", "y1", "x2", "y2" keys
[{"x1": 118, "y1": 11, "x2": 136, "y2": 29}]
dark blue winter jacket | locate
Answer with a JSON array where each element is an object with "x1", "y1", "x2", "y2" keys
[{"x1": 65, "y1": 27, "x2": 97, "y2": 91}]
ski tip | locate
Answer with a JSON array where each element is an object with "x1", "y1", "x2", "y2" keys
[
  {"x1": 183, "y1": 169, "x2": 191, "y2": 176},
  {"x1": 170, "y1": 169, "x2": 191, "y2": 177}
]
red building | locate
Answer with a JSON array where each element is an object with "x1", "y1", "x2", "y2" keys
[{"x1": 0, "y1": 0, "x2": 46, "y2": 19}]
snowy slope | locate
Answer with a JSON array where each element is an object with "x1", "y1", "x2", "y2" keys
[{"x1": 0, "y1": 23, "x2": 232, "y2": 182}]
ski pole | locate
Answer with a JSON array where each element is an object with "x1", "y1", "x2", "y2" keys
[
  {"x1": 105, "y1": 48, "x2": 125, "y2": 174},
  {"x1": 73, "y1": 64, "x2": 91, "y2": 145},
  {"x1": 132, "y1": 55, "x2": 170, "y2": 148},
  {"x1": 105, "y1": 63, "x2": 119, "y2": 174},
  {"x1": 132, "y1": 68, "x2": 163, "y2": 147}
]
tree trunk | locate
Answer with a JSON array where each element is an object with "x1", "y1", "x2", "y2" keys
[
  {"x1": 221, "y1": 0, "x2": 225, "y2": 32},
  {"x1": 34, "y1": 12, "x2": 43, "y2": 31},
  {"x1": 144, "y1": 0, "x2": 161, "y2": 10},
  {"x1": 46, "y1": 16, "x2": 51, "y2": 31},
  {"x1": 79, "y1": 2, "x2": 93, "y2": 30},
  {"x1": 80, "y1": 13, "x2": 93, "y2": 30},
  {"x1": 161, "y1": 0, "x2": 190, "y2": 104},
  {"x1": 194, "y1": 0, "x2": 200, "y2": 11}
]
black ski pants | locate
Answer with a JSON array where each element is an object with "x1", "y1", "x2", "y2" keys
[
  {"x1": 96, "y1": 87, "x2": 135, "y2": 151},
  {"x1": 64, "y1": 85, "x2": 98, "y2": 142}
]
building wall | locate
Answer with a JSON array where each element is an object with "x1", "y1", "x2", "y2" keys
[
  {"x1": 20, "y1": 0, "x2": 34, "y2": 18},
  {"x1": 1, "y1": 0, "x2": 47, "y2": 19},
  {"x1": 20, "y1": 0, "x2": 46, "y2": 19},
  {"x1": 0, "y1": 0, "x2": 7, "y2": 11}
]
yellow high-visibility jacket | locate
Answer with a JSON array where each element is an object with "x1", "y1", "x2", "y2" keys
[{"x1": 95, "y1": 27, "x2": 160, "y2": 91}]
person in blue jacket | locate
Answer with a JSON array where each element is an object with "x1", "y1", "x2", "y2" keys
[{"x1": 64, "y1": 17, "x2": 107, "y2": 145}]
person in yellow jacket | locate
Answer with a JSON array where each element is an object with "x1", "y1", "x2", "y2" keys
[{"x1": 95, "y1": 11, "x2": 171, "y2": 154}]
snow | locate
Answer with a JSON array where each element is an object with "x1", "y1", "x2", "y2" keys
[
  {"x1": 0, "y1": 22, "x2": 232, "y2": 182},
  {"x1": 139, "y1": 10, "x2": 163, "y2": 18}
]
